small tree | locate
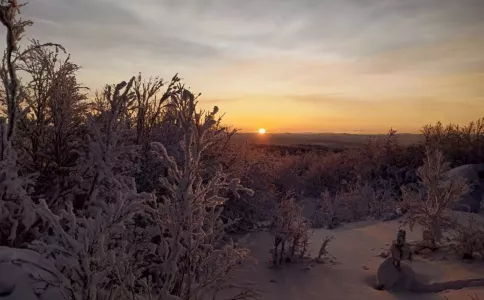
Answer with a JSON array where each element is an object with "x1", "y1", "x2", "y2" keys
[
  {"x1": 316, "y1": 236, "x2": 335, "y2": 264},
  {"x1": 31, "y1": 194, "x2": 149, "y2": 300},
  {"x1": 312, "y1": 189, "x2": 339, "y2": 229},
  {"x1": 0, "y1": 0, "x2": 66, "y2": 246},
  {"x1": 0, "y1": 0, "x2": 37, "y2": 247},
  {"x1": 270, "y1": 191, "x2": 311, "y2": 266},
  {"x1": 450, "y1": 216, "x2": 484, "y2": 260},
  {"x1": 145, "y1": 89, "x2": 255, "y2": 300},
  {"x1": 401, "y1": 148, "x2": 469, "y2": 248}
]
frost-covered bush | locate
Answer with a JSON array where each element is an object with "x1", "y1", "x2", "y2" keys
[
  {"x1": 401, "y1": 148, "x2": 470, "y2": 247},
  {"x1": 71, "y1": 78, "x2": 142, "y2": 211},
  {"x1": 31, "y1": 194, "x2": 149, "y2": 300},
  {"x1": 132, "y1": 74, "x2": 182, "y2": 194},
  {"x1": 300, "y1": 151, "x2": 356, "y2": 197},
  {"x1": 139, "y1": 89, "x2": 255, "y2": 299},
  {"x1": 422, "y1": 119, "x2": 484, "y2": 166},
  {"x1": 273, "y1": 129, "x2": 421, "y2": 201},
  {"x1": 24, "y1": 75, "x2": 154, "y2": 299},
  {"x1": 221, "y1": 144, "x2": 279, "y2": 232},
  {"x1": 270, "y1": 191, "x2": 311, "y2": 266},
  {"x1": 14, "y1": 41, "x2": 87, "y2": 205},
  {"x1": 316, "y1": 236, "x2": 335, "y2": 264},
  {"x1": 338, "y1": 179, "x2": 396, "y2": 223},
  {"x1": 0, "y1": 121, "x2": 37, "y2": 247},
  {"x1": 449, "y1": 216, "x2": 484, "y2": 260},
  {"x1": 0, "y1": 0, "x2": 39, "y2": 247},
  {"x1": 312, "y1": 179, "x2": 396, "y2": 228},
  {"x1": 312, "y1": 190, "x2": 340, "y2": 229}
]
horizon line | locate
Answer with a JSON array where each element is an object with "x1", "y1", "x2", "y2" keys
[{"x1": 235, "y1": 131, "x2": 423, "y2": 135}]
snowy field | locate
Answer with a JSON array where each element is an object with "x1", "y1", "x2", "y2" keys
[{"x1": 224, "y1": 214, "x2": 484, "y2": 300}]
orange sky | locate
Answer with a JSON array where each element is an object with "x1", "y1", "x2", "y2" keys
[
  {"x1": 11, "y1": 0, "x2": 484, "y2": 133},
  {"x1": 193, "y1": 37, "x2": 484, "y2": 133}
]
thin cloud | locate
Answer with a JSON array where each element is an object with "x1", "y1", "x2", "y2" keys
[
  {"x1": 22, "y1": 0, "x2": 484, "y2": 62},
  {"x1": 0, "y1": 0, "x2": 481, "y2": 132}
]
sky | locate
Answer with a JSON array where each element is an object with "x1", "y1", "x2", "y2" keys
[{"x1": 10, "y1": 0, "x2": 484, "y2": 133}]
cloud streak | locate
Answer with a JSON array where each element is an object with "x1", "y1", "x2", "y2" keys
[{"x1": 1, "y1": 0, "x2": 482, "y2": 132}]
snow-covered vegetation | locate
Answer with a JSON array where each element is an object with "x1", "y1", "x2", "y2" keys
[{"x1": 1, "y1": 1, "x2": 484, "y2": 300}]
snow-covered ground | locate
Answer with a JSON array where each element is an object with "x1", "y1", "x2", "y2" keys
[
  {"x1": 227, "y1": 214, "x2": 484, "y2": 300},
  {"x1": 0, "y1": 247, "x2": 64, "y2": 300},
  {"x1": 3, "y1": 214, "x2": 484, "y2": 300}
]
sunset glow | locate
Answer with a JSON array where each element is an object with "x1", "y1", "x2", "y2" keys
[
  {"x1": 21, "y1": 0, "x2": 484, "y2": 133},
  {"x1": 258, "y1": 128, "x2": 266, "y2": 135}
]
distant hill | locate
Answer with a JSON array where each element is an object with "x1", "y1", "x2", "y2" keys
[{"x1": 231, "y1": 132, "x2": 424, "y2": 149}]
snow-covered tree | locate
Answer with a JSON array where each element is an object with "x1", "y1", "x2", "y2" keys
[
  {"x1": 270, "y1": 191, "x2": 311, "y2": 266},
  {"x1": 14, "y1": 41, "x2": 87, "y2": 207},
  {"x1": 0, "y1": 0, "x2": 38, "y2": 247},
  {"x1": 401, "y1": 148, "x2": 469, "y2": 247},
  {"x1": 31, "y1": 193, "x2": 149, "y2": 300},
  {"x1": 140, "y1": 89, "x2": 255, "y2": 300}
]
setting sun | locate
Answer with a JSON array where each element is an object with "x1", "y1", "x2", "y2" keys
[{"x1": 258, "y1": 128, "x2": 266, "y2": 134}]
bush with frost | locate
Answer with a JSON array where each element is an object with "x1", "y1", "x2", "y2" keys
[
  {"x1": 422, "y1": 119, "x2": 484, "y2": 166},
  {"x1": 26, "y1": 75, "x2": 153, "y2": 299},
  {"x1": 221, "y1": 144, "x2": 279, "y2": 232},
  {"x1": 14, "y1": 41, "x2": 87, "y2": 208},
  {"x1": 141, "y1": 89, "x2": 256, "y2": 299},
  {"x1": 270, "y1": 191, "x2": 311, "y2": 266},
  {"x1": 0, "y1": 0, "x2": 41, "y2": 247},
  {"x1": 449, "y1": 216, "x2": 484, "y2": 260},
  {"x1": 312, "y1": 179, "x2": 396, "y2": 229},
  {"x1": 401, "y1": 148, "x2": 469, "y2": 248}
]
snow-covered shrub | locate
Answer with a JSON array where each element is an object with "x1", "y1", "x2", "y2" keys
[
  {"x1": 71, "y1": 78, "x2": 141, "y2": 211},
  {"x1": 273, "y1": 151, "x2": 316, "y2": 195},
  {"x1": 0, "y1": 121, "x2": 37, "y2": 246},
  {"x1": 449, "y1": 216, "x2": 484, "y2": 260},
  {"x1": 422, "y1": 119, "x2": 484, "y2": 166},
  {"x1": 338, "y1": 179, "x2": 396, "y2": 222},
  {"x1": 31, "y1": 194, "x2": 149, "y2": 300},
  {"x1": 316, "y1": 236, "x2": 335, "y2": 264},
  {"x1": 132, "y1": 74, "x2": 182, "y2": 194},
  {"x1": 270, "y1": 191, "x2": 311, "y2": 266},
  {"x1": 312, "y1": 179, "x2": 396, "y2": 228},
  {"x1": 401, "y1": 148, "x2": 470, "y2": 247},
  {"x1": 221, "y1": 144, "x2": 279, "y2": 232},
  {"x1": 140, "y1": 89, "x2": 255, "y2": 300},
  {"x1": 312, "y1": 190, "x2": 340, "y2": 229},
  {"x1": 301, "y1": 151, "x2": 356, "y2": 197},
  {"x1": 131, "y1": 73, "x2": 179, "y2": 146},
  {"x1": 23, "y1": 76, "x2": 153, "y2": 299},
  {"x1": 0, "y1": 0, "x2": 39, "y2": 247},
  {"x1": 14, "y1": 41, "x2": 87, "y2": 207}
]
